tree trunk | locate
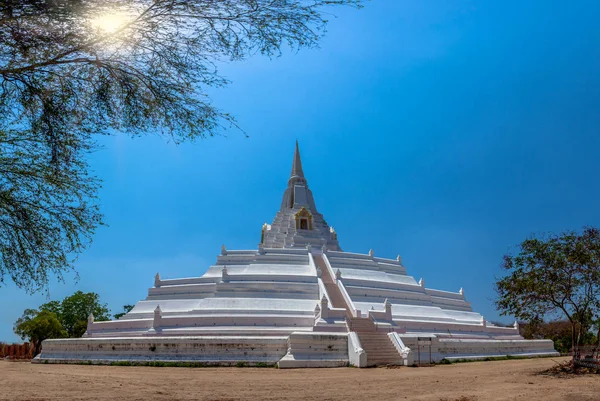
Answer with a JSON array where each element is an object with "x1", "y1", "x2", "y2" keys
[{"x1": 571, "y1": 322, "x2": 577, "y2": 355}]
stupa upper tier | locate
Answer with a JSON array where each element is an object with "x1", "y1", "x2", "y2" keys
[{"x1": 261, "y1": 141, "x2": 341, "y2": 250}]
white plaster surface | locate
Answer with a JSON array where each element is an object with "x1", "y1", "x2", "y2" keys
[
  {"x1": 348, "y1": 332, "x2": 367, "y2": 367},
  {"x1": 36, "y1": 336, "x2": 288, "y2": 365},
  {"x1": 37, "y1": 144, "x2": 559, "y2": 367},
  {"x1": 337, "y1": 269, "x2": 418, "y2": 285}
]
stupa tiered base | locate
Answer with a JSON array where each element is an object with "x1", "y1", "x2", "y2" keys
[{"x1": 36, "y1": 143, "x2": 557, "y2": 367}]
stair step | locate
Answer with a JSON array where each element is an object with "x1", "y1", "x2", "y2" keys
[
  {"x1": 362, "y1": 341, "x2": 394, "y2": 343},
  {"x1": 365, "y1": 350, "x2": 398, "y2": 354},
  {"x1": 365, "y1": 348, "x2": 398, "y2": 353},
  {"x1": 368, "y1": 354, "x2": 399, "y2": 357},
  {"x1": 365, "y1": 348, "x2": 397, "y2": 352},
  {"x1": 367, "y1": 353, "x2": 400, "y2": 361},
  {"x1": 368, "y1": 360, "x2": 401, "y2": 364},
  {"x1": 358, "y1": 329, "x2": 402, "y2": 364},
  {"x1": 358, "y1": 333, "x2": 390, "y2": 340},
  {"x1": 368, "y1": 355, "x2": 400, "y2": 358}
]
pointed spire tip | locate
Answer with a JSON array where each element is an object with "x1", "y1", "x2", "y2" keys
[{"x1": 290, "y1": 141, "x2": 304, "y2": 180}]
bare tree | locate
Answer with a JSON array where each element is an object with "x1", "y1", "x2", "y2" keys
[{"x1": 0, "y1": 0, "x2": 361, "y2": 291}]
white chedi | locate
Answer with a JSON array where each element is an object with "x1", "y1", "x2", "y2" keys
[{"x1": 36, "y1": 142, "x2": 558, "y2": 367}]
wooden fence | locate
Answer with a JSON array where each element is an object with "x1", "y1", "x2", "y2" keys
[{"x1": 0, "y1": 342, "x2": 35, "y2": 360}]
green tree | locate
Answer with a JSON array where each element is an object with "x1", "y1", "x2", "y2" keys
[
  {"x1": 0, "y1": 0, "x2": 361, "y2": 292},
  {"x1": 517, "y1": 319, "x2": 596, "y2": 354},
  {"x1": 15, "y1": 291, "x2": 110, "y2": 337},
  {"x1": 15, "y1": 291, "x2": 110, "y2": 339},
  {"x1": 14, "y1": 310, "x2": 66, "y2": 355},
  {"x1": 496, "y1": 227, "x2": 600, "y2": 352},
  {"x1": 113, "y1": 304, "x2": 135, "y2": 320},
  {"x1": 39, "y1": 290, "x2": 110, "y2": 337}
]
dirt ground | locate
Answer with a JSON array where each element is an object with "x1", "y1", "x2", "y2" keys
[{"x1": 0, "y1": 357, "x2": 597, "y2": 401}]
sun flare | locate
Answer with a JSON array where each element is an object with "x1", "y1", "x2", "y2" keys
[{"x1": 90, "y1": 12, "x2": 129, "y2": 33}]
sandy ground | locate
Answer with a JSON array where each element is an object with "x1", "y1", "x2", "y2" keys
[{"x1": 0, "y1": 357, "x2": 597, "y2": 401}]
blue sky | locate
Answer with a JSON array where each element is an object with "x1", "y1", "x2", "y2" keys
[{"x1": 2, "y1": 1, "x2": 600, "y2": 342}]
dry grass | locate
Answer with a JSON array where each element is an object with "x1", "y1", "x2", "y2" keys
[
  {"x1": 1, "y1": 356, "x2": 598, "y2": 401},
  {"x1": 538, "y1": 360, "x2": 600, "y2": 377}
]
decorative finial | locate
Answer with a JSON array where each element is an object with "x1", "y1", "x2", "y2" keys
[
  {"x1": 221, "y1": 244, "x2": 226, "y2": 255},
  {"x1": 86, "y1": 313, "x2": 95, "y2": 336},
  {"x1": 319, "y1": 295, "x2": 329, "y2": 318},
  {"x1": 459, "y1": 287, "x2": 464, "y2": 296},
  {"x1": 153, "y1": 305, "x2": 162, "y2": 330},
  {"x1": 384, "y1": 298, "x2": 392, "y2": 318},
  {"x1": 369, "y1": 249, "x2": 374, "y2": 257},
  {"x1": 322, "y1": 244, "x2": 327, "y2": 253},
  {"x1": 397, "y1": 255, "x2": 402, "y2": 263},
  {"x1": 419, "y1": 278, "x2": 425, "y2": 287},
  {"x1": 290, "y1": 140, "x2": 305, "y2": 180},
  {"x1": 306, "y1": 243, "x2": 312, "y2": 252},
  {"x1": 154, "y1": 272, "x2": 161, "y2": 287},
  {"x1": 222, "y1": 265, "x2": 229, "y2": 281},
  {"x1": 514, "y1": 320, "x2": 519, "y2": 330},
  {"x1": 335, "y1": 269, "x2": 342, "y2": 279},
  {"x1": 260, "y1": 223, "x2": 267, "y2": 244}
]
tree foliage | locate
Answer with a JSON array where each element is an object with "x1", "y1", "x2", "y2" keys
[
  {"x1": 0, "y1": 130, "x2": 101, "y2": 292},
  {"x1": 14, "y1": 309, "x2": 66, "y2": 355},
  {"x1": 496, "y1": 227, "x2": 600, "y2": 351},
  {"x1": 0, "y1": 0, "x2": 361, "y2": 141},
  {"x1": 0, "y1": 0, "x2": 361, "y2": 292},
  {"x1": 518, "y1": 320, "x2": 596, "y2": 354},
  {"x1": 40, "y1": 290, "x2": 110, "y2": 337},
  {"x1": 15, "y1": 290, "x2": 110, "y2": 341},
  {"x1": 113, "y1": 303, "x2": 134, "y2": 320}
]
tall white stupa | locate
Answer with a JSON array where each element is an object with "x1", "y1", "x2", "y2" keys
[{"x1": 37, "y1": 143, "x2": 557, "y2": 367}]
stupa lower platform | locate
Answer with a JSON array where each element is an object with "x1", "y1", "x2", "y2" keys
[{"x1": 36, "y1": 143, "x2": 557, "y2": 367}]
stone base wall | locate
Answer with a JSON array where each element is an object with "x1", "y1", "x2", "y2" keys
[
  {"x1": 35, "y1": 336, "x2": 288, "y2": 365},
  {"x1": 401, "y1": 336, "x2": 558, "y2": 363},
  {"x1": 34, "y1": 333, "x2": 557, "y2": 367},
  {"x1": 278, "y1": 332, "x2": 349, "y2": 368}
]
